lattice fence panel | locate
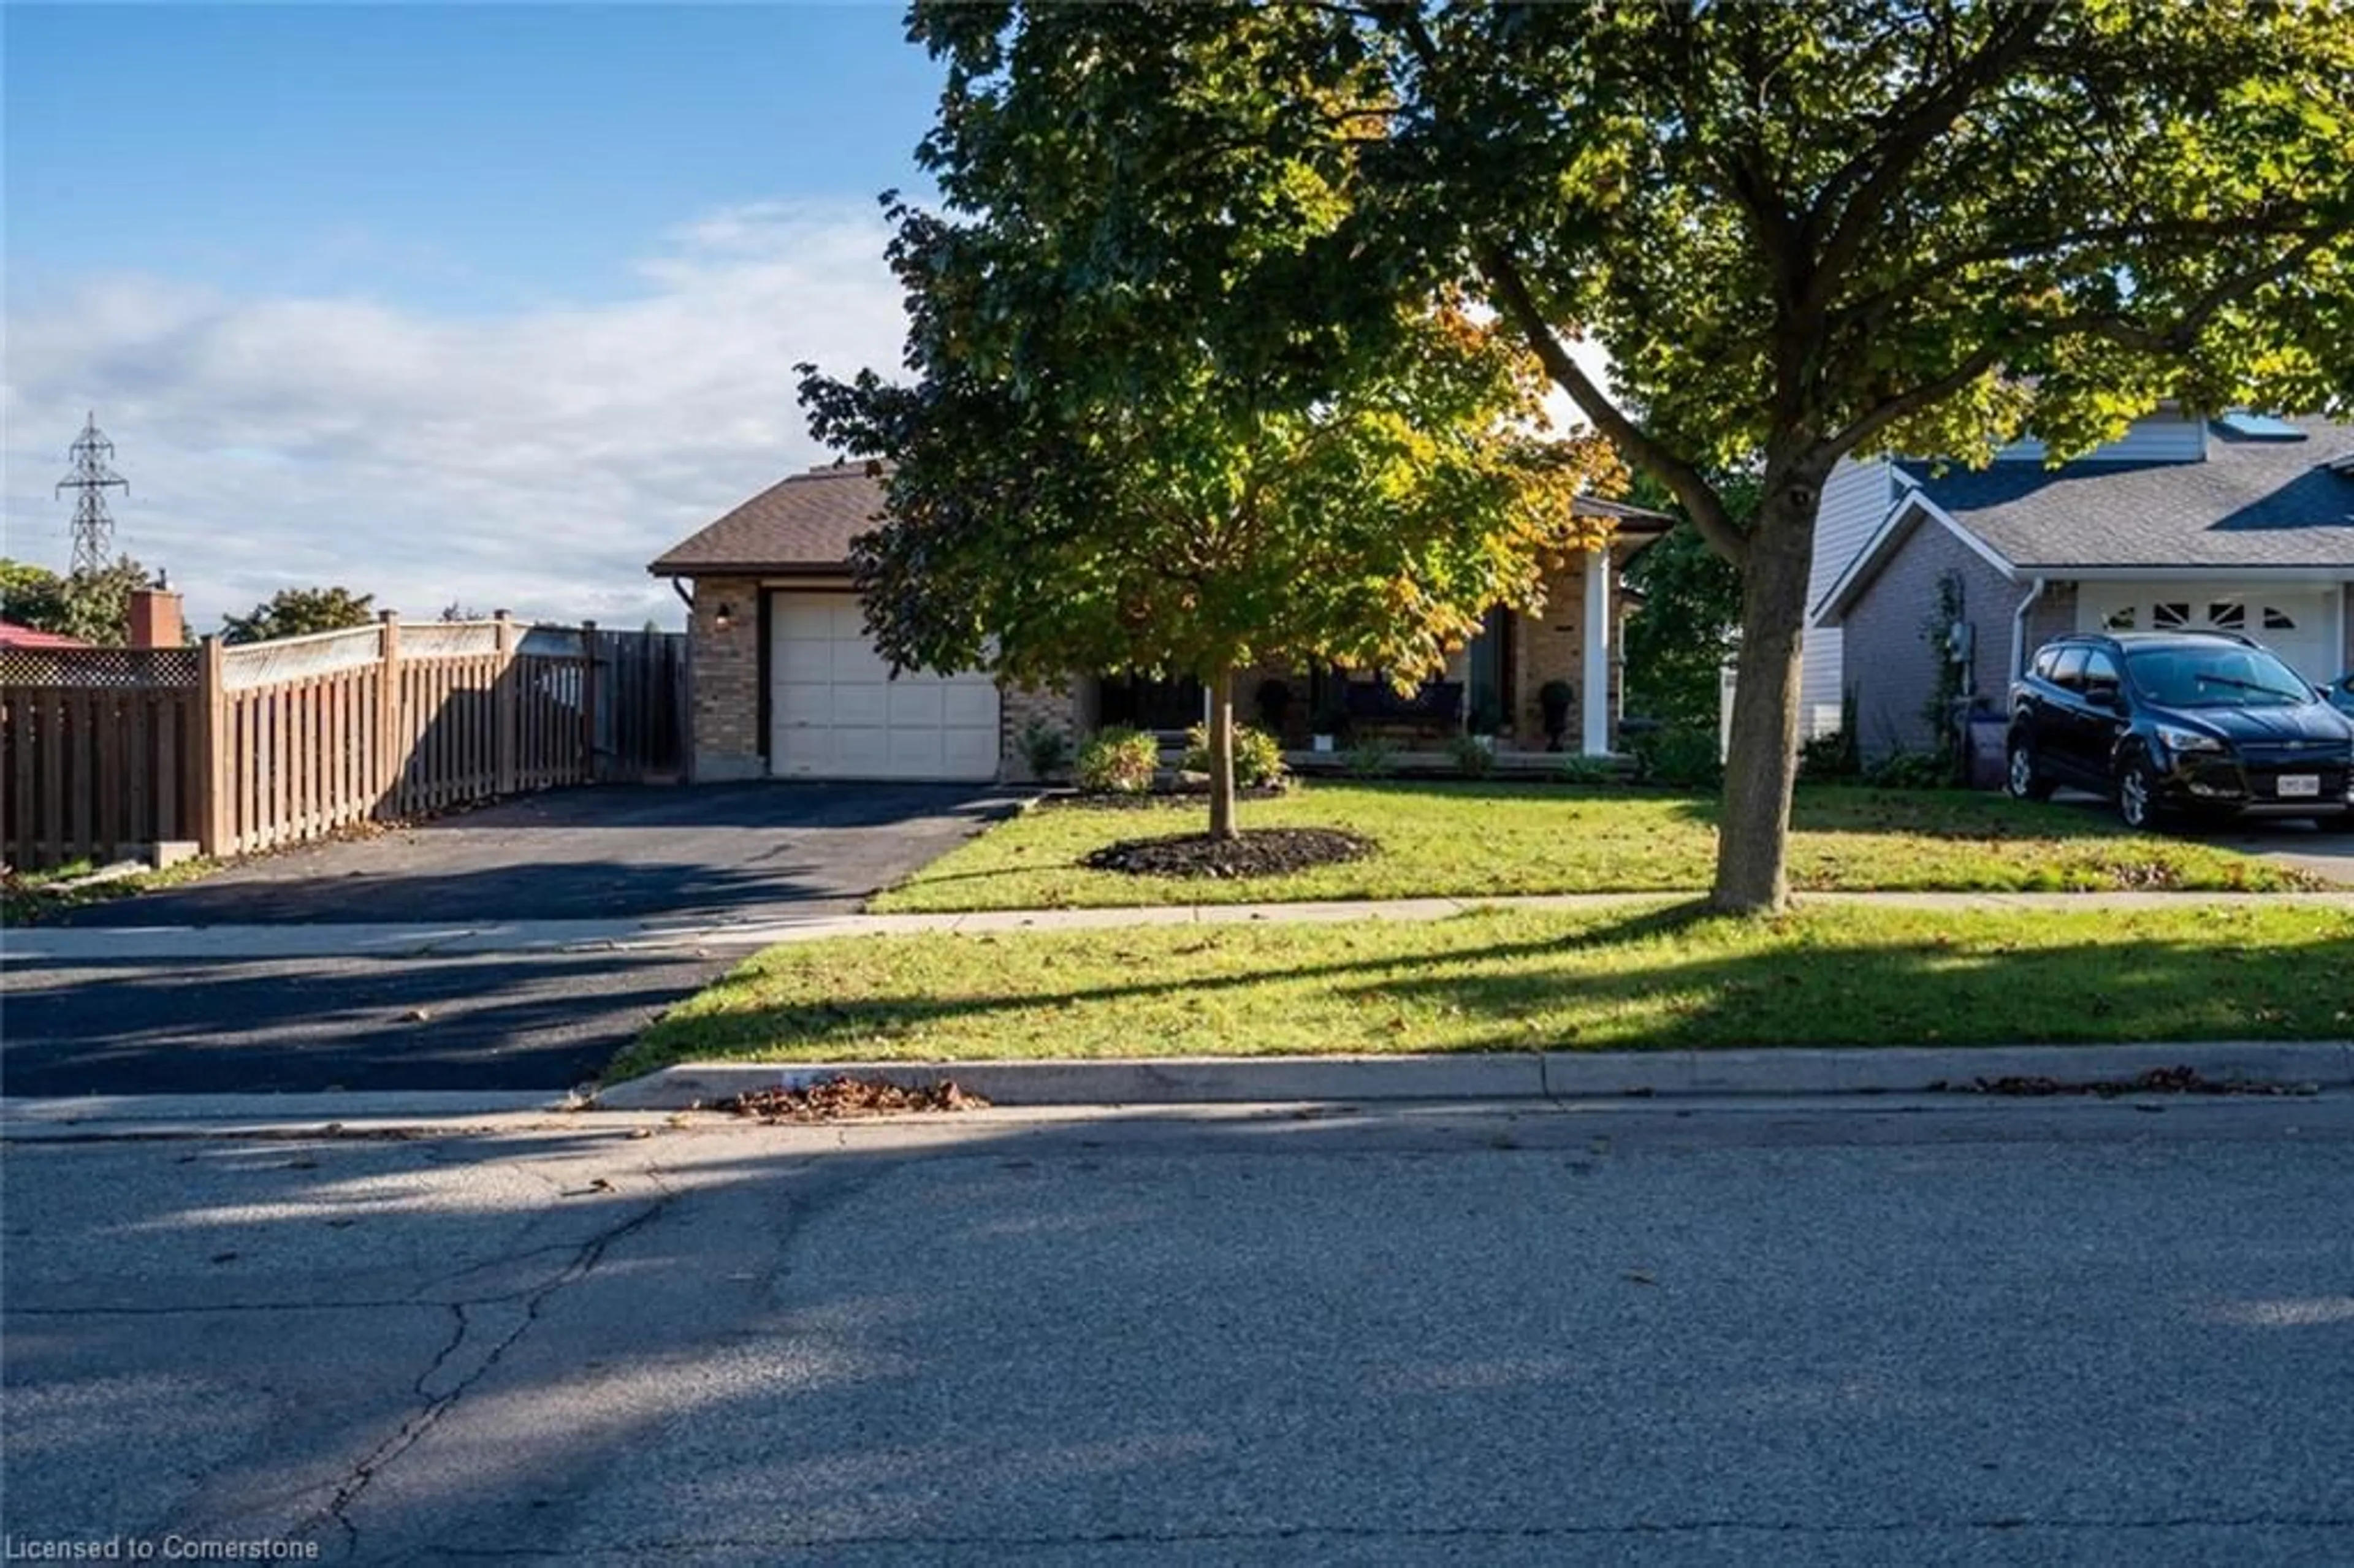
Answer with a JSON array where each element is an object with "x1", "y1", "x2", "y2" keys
[{"x1": 0, "y1": 647, "x2": 199, "y2": 690}]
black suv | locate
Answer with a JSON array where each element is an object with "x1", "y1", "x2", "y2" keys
[{"x1": 2006, "y1": 631, "x2": 2354, "y2": 829}]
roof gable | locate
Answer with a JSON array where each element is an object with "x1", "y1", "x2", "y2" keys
[
  {"x1": 1897, "y1": 416, "x2": 2354, "y2": 572},
  {"x1": 648, "y1": 463, "x2": 885, "y2": 577}
]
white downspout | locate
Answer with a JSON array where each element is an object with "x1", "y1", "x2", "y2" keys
[{"x1": 2009, "y1": 577, "x2": 2049, "y2": 683}]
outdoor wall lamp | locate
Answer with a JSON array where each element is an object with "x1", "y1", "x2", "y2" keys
[{"x1": 714, "y1": 601, "x2": 736, "y2": 631}]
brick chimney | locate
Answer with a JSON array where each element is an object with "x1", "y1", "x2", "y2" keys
[{"x1": 128, "y1": 585, "x2": 185, "y2": 649}]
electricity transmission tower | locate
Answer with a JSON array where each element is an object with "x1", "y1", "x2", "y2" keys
[{"x1": 56, "y1": 413, "x2": 129, "y2": 575}]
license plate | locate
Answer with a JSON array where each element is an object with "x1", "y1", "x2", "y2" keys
[{"x1": 2277, "y1": 774, "x2": 2321, "y2": 798}]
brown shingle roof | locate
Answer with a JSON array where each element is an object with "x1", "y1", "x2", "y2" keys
[
  {"x1": 647, "y1": 463, "x2": 884, "y2": 577},
  {"x1": 649, "y1": 460, "x2": 1672, "y2": 577}
]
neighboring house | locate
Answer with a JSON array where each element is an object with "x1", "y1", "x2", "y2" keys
[
  {"x1": 648, "y1": 460, "x2": 1672, "y2": 783},
  {"x1": 1806, "y1": 411, "x2": 2354, "y2": 758},
  {"x1": 0, "y1": 621, "x2": 94, "y2": 652}
]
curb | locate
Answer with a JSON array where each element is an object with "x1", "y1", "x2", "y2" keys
[
  {"x1": 592, "y1": 1040, "x2": 2354, "y2": 1109},
  {"x1": 0, "y1": 1090, "x2": 584, "y2": 1140}
]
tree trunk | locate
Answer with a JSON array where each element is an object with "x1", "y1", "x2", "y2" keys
[
  {"x1": 1710, "y1": 473, "x2": 1824, "y2": 915},
  {"x1": 1206, "y1": 666, "x2": 1239, "y2": 842}
]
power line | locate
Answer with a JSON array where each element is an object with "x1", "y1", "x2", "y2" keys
[{"x1": 56, "y1": 412, "x2": 129, "y2": 575}]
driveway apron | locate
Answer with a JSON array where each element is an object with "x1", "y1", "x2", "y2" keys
[{"x1": 2, "y1": 783, "x2": 1016, "y2": 1097}]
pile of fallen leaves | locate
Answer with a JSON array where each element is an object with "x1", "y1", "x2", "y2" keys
[
  {"x1": 1083, "y1": 826, "x2": 1374, "y2": 880},
  {"x1": 718, "y1": 1076, "x2": 991, "y2": 1122},
  {"x1": 1941, "y1": 1065, "x2": 2312, "y2": 1098}
]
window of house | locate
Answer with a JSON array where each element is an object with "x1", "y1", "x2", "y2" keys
[
  {"x1": 2263, "y1": 606, "x2": 2298, "y2": 631},
  {"x1": 2151, "y1": 602, "x2": 2191, "y2": 630},
  {"x1": 2207, "y1": 601, "x2": 2246, "y2": 630},
  {"x1": 2103, "y1": 605, "x2": 2138, "y2": 631}
]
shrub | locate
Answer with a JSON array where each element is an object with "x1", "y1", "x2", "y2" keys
[
  {"x1": 1797, "y1": 727, "x2": 1861, "y2": 782},
  {"x1": 1556, "y1": 754, "x2": 1618, "y2": 786},
  {"x1": 1074, "y1": 726, "x2": 1160, "y2": 794},
  {"x1": 1861, "y1": 749, "x2": 1952, "y2": 790},
  {"x1": 1018, "y1": 718, "x2": 1074, "y2": 781},
  {"x1": 1631, "y1": 726, "x2": 1724, "y2": 790},
  {"x1": 1343, "y1": 736, "x2": 1398, "y2": 778},
  {"x1": 1447, "y1": 733, "x2": 1495, "y2": 778},
  {"x1": 1179, "y1": 722, "x2": 1287, "y2": 788}
]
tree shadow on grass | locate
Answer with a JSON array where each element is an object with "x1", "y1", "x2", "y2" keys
[{"x1": 623, "y1": 905, "x2": 2354, "y2": 1071}]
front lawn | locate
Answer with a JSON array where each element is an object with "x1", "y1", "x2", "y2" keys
[
  {"x1": 612, "y1": 902, "x2": 2354, "y2": 1076},
  {"x1": 869, "y1": 782, "x2": 2322, "y2": 911}
]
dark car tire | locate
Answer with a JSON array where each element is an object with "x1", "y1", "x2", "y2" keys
[
  {"x1": 2006, "y1": 738, "x2": 2055, "y2": 802},
  {"x1": 2117, "y1": 755, "x2": 2165, "y2": 831}
]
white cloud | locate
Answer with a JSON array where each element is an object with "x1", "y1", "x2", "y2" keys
[{"x1": 2, "y1": 200, "x2": 908, "y2": 632}]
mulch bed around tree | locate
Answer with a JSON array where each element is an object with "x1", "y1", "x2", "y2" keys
[{"x1": 1082, "y1": 827, "x2": 1376, "y2": 880}]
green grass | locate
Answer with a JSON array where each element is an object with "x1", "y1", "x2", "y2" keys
[
  {"x1": 612, "y1": 902, "x2": 2354, "y2": 1077},
  {"x1": 869, "y1": 782, "x2": 2322, "y2": 911},
  {"x1": 1, "y1": 856, "x2": 217, "y2": 926}
]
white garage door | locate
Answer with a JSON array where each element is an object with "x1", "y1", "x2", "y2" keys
[
  {"x1": 2078, "y1": 585, "x2": 2339, "y2": 683},
  {"x1": 768, "y1": 592, "x2": 1000, "y2": 781}
]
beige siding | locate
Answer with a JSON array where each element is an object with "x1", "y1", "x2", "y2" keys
[{"x1": 1994, "y1": 409, "x2": 2208, "y2": 465}]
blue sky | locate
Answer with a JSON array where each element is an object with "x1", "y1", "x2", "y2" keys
[{"x1": 4, "y1": 4, "x2": 946, "y2": 629}]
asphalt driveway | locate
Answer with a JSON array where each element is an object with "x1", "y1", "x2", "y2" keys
[
  {"x1": 58, "y1": 780, "x2": 1018, "y2": 926},
  {"x1": 2044, "y1": 786, "x2": 2354, "y2": 886},
  {"x1": 2, "y1": 782, "x2": 1016, "y2": 1098}
]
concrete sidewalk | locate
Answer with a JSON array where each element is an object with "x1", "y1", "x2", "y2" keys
[{"x1": 10, "y1": 887, "x2": 2353, "y2": 961}]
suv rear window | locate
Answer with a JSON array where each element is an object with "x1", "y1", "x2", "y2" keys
[{"x1": 2049, "y1": 647, "x2": 2088, "y2": 693}]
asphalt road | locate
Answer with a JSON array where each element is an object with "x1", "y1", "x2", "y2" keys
[
  {"x1": 5, "y1": 1098, "x2": 2349, "y2": 1564},
  {"x1": 1, "y1": 782, "x2": 1013, "y2": 1097}
]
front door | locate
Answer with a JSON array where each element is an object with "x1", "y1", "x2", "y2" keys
[{"x1": 1466, "y1": 606, "x2": 1512, "y2": 735}]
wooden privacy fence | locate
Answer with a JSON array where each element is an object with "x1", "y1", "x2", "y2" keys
[{"x1": 2, "y1": 615, "x2": 687, "y2": 871}]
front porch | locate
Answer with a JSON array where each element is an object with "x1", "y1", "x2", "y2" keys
[
  {"x1": 1089, "y1": 542, "x2": 1632, "y2": 759},
  {"x1": 1278, "y1": 746, "x2": 1639, "y2": 780}
]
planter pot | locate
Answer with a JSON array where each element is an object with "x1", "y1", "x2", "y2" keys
[
  {"x1": 1472, "y1": 734, "x2": 1498, "y2": 753},
  {"x1": 1312, "y1": 734, "x2": 1336, "y2": 753}
]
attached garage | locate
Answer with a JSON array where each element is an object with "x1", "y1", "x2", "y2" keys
[
  {"x1": 766, "y1": 591, "x2": 1000, "y2": 781},
  {"x1": 2077, "y1": 584, "x2": 2343, "y2": 684}
]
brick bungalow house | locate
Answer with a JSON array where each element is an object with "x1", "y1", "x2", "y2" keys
[
  {"x1": 1805, "y1": 411, "x2": 2354, "y2": 758},
  {"x1": 649, "y1": 461, "x2": 1672, "y2": 783}
]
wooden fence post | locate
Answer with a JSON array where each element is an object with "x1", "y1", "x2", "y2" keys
[
  {"x1": 376, "y1": 611, "x2": 402, "y2": 818},
  {"x1": 196, "y1": 635, "x2": 230, "y2": 856},
  {"x1": 579, "y1": 620, "x2": 599, "y2": 785},
  {"x1": 493, "y1": 609, "x2": 519, "y2": 796}
]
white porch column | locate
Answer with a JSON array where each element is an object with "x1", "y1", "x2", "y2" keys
[{"x1": 1581, "y1": 546, "x2": 1612, "y2": 756}]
